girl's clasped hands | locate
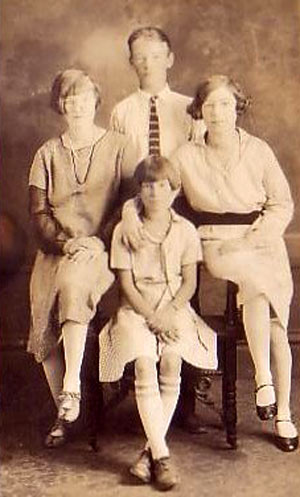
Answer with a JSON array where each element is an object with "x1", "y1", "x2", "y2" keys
[{"x1": 146, "y1": 304, "x2": 180, "y2": 344}]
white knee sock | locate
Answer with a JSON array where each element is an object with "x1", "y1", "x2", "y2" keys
[
  {"x1": 270, "y1": 320, "x2": 292, "y2": 419},
  {"x1": 135, "y1": 379, "x2": 169, "y2": 460},
  {"x1": 243, "y1": 296, "x2": 273, "y2": 388},
  {"x1": 62, "y1": 321, "x2": 88, "y2": 394},
  {"x1": 159, "y1": 375, "x2": 181, "y2": 438}
]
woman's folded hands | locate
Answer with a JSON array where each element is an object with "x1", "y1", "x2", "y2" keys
[{"x1": 63, "y1": 236, "x2": 105, "y2": 263}]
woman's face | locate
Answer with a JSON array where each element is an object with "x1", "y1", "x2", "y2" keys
[
  {"x1": 63, "y1": 89, "x2": 97, "y2": 124},
  {"x1": 140, "y1": 179, "x2": 173, "y2": 214},
  {"x1": 201, "y1": 86, "x2": 237, "y2": 133}
]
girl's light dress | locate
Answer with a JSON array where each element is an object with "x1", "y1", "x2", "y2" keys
[
  {"x1": 99, "y1": 210, "x2": 218, "y2": 382},
  {"x1": 28, "y1": 129, "x2": 124, "y2": 362},
  {"x1": 172, "y1": 128, "x2": 294, "y2": 330}
]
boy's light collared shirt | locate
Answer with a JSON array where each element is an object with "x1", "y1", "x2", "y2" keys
[{"x1": 110, "y1": 85, "x2": 205, "y2": 172}]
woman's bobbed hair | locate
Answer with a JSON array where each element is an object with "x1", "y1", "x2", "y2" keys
[
  {"x1": 134, "y1": 155, "x2": 181, "y2": 191},
  {"x1": 50, "y1": 69, "x2": 101, "y2": 115},
  {"x1": 187, "y1": 74, "x2": 251, "y2": 120}
]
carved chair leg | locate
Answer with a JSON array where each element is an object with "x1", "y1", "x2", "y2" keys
[
  {"x1": 81, "y1": 325, "x2": 104, "y2": 452},
  {"x1": 222, "y1": 336, "x2": 238, "y2": 448},
  {"x1": 222, "y1": 281, "x2": 239, "y2": 449}
]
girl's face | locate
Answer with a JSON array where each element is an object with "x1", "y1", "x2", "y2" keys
[
  {"x1": 63, "y1": 89, "x2": 97, "y2": 124},
  {"x1": 201, "y1": 86, "x2": 237, "y2": 133},
  {"x1": 140, "y1": 179, "x2": 173, "y2": 214},
  {"x1": 130, "y1": 38, "x2": 174, "y2": 87}
]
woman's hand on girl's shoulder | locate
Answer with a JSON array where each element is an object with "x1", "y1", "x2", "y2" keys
[
  {"x1": 121, "y1": 198, "x2": 146, "y2": 251},
  {"x1": 121, "y1": 216, "x2": 146, "y2": 251}
]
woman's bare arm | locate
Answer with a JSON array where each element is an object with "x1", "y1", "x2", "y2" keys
[{"x1": 168, "y1": 262, "x2": 197, "y2": 310}]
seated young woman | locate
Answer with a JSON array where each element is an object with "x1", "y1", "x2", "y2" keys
[{"x1": 28, "y1": 69, "x2": 126, "y2": 447}]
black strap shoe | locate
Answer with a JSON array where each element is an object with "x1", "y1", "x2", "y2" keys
[
  {"x1": 255, "y1": 384, "x2": 277, "y2": 421},
  {"x1": 275, "y1": 420, "x2": 299, "y2": 452}
]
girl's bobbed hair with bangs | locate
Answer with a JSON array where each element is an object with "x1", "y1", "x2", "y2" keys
[
  {"x1": 187, "y1": 74, "x2": 251, "y2": 120},
  {"x1": 134, "y1": 155, "x2": 181, "y2": 191},
  {"x1": 50, "y1": 69, "x2": 102, "y2": 115}
]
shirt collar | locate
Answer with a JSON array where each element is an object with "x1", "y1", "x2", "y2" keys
[
  {"x1": 237, "y1": 127, "x2": 253, "y2": 158},
  {"x1": 237, "y1": 127, "x2": 250, "y2": 145},
  {"x1": 202, "y1": 127, "x2": 250, "y2": 149},
  {"x1": 137, "y1": 84, "x2": 171, "y2": 101}
]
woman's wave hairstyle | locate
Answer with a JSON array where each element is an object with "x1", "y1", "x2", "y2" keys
[{"x1": 187, "y1": 74, "x2": 251, "y2": 120}]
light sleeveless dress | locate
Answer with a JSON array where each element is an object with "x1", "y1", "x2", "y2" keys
[{"x1": 99, "y1": 210, "x2": 217, "y2": 382}]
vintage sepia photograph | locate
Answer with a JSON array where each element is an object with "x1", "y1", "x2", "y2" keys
[{"x1": 1, "y1": 1, "x2": 300, "y2": 496}]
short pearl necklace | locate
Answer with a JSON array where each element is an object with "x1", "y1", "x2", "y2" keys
[{"x1": 143, "y1": 212, "x2": 172, "y2": 243}]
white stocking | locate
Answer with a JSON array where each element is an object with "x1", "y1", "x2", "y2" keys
[
  {"x1": 62, "y1": 320, "x2": 88, "y2": 393},
  {"x1": 134, "y1": 358, "x2": 169, "y2": 460},
  {"x1": 42, "y1": 345, "x2": 64, "y2": 408},
  {"x1": 159, "y1": 352, "x2": 182, "y2": 437},
  {"x1": 159, "y1": 374, "x2": 181, "y2": 438},
  {"x1": 243, "y1": 296, "x2": 272, "y2": 384},
  {"x1": 270, "y1": 320, "x2": 292, "y2": 419}
]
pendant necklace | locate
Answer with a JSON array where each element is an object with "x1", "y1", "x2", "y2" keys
[
  {"x1": 205, "y1": 131, "x2": 241, "y2": 174},
  {"x1": 69, "y1": 135, "x2": 97, "y2": 185}
]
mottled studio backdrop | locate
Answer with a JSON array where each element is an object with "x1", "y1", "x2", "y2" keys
[{"x1": 0, "y1": 0, "x2": 300, "y2": 342}]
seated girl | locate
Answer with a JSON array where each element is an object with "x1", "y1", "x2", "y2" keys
[{"x1": 99, "y1": 155, "x2": 217, "y2": 491}]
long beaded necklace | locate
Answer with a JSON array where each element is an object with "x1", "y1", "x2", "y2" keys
[{"x1": 69, "y1": 137, "x2": 96, "y2": 185}]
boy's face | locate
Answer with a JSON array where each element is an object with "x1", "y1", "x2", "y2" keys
[
  {"x1": 130, "y1": 37, "x2": 174, "y2": 87},
  {"x1": 140, "y1": 179, "x2": 174, "y2": 213}
]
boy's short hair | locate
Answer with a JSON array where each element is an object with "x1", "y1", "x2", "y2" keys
[
  {"x1": 128, "y1": 26, "x2": 172, "y2": 55},
  {"x1": 134, "y1": 155, "x2": 181, "y2": 191},
  {"x1": 50, "y1": 69, "x2": 101, "y2": 115}
]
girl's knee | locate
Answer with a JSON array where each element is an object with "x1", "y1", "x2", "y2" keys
[
  {"x1": 160, "y1": 353, "x2": 182, "y2": 378},
  {"x1": 135, "y1": 356, "x2": 157, "y2": 381}
]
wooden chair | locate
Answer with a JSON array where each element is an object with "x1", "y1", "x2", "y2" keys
[
  {"x1": 173, "y1": 197, "x2": 247, "y2": 449},
  {"x1": 195, "y1": 275, "x2": 245, "y2": 449},
  {"x1": 81, "y1": 258, "x2": 247, "y2": 451}
]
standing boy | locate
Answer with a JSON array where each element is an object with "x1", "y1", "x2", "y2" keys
[
  {"x1": 110, "y1": 27, "x2": 200, "y2": 164},
  {"x1": 110, "y1": 26, "x2": 205, "y2": 434}
]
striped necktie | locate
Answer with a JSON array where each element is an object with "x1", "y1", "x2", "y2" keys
[{"x1": 149, "y1": 96, "x2": 160, "y2": 156}]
